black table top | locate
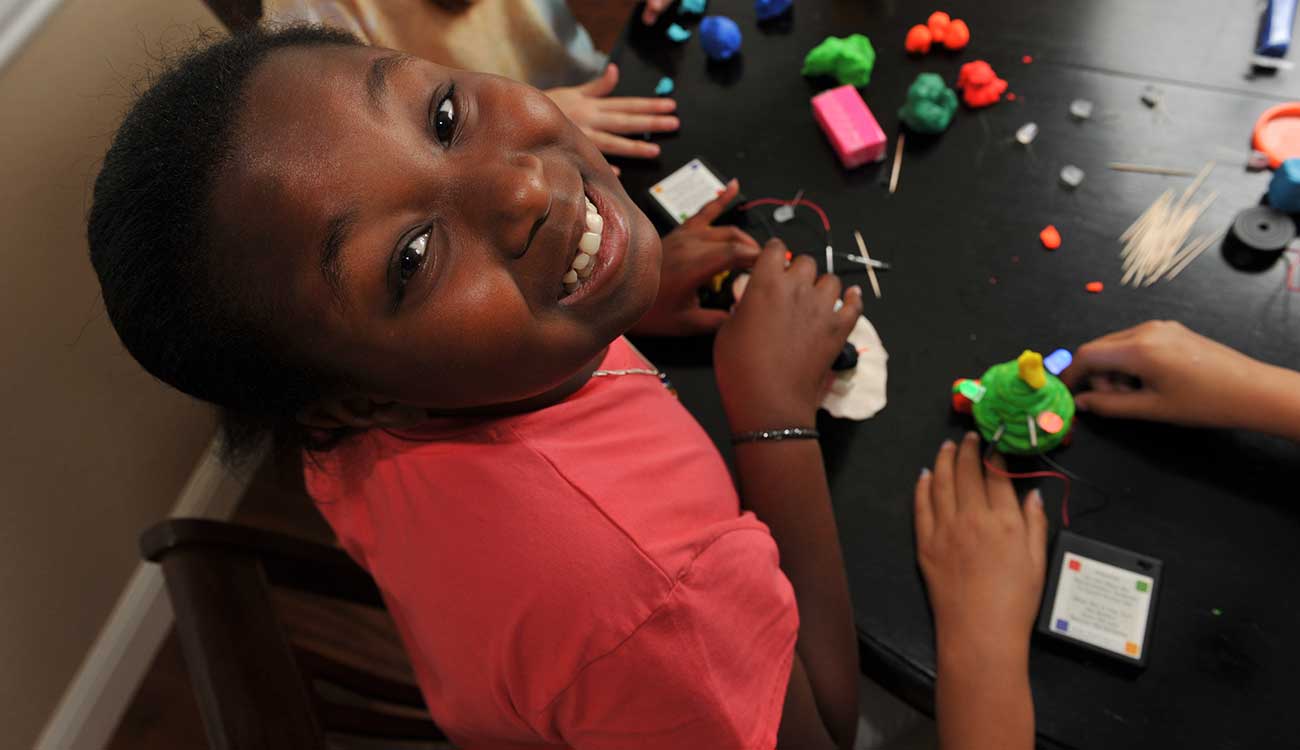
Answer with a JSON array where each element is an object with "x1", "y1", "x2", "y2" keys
[{"x1": 610, "y1": 1, "x2": 1300, "y2": 748}]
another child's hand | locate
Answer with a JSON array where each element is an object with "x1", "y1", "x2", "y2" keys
[
  {"x1": 545, "y1": 64, "x2": 678, "y2": 160},
  {"x1": 713, "y1": 239, "x2": 863, "y2": 434},
  {"x1": 1061, "y1": 320, "x2": 1296, "y2": 435},
  {"x1": 915, "y1": 433, "x2": 1048, "y2": 666},
  {"x1": 631, "y1": 180, "x2": 760, "y2": 336}
]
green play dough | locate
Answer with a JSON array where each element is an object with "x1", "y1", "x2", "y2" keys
[
  {"x1": 972, "y1": 359, "x2": 1076, "y2": 455},
  {"x1": 898, "y1": 73, "x2": 958, "y2": 134},
  {"x1": 802, "y1": 34, "x2": 876, "y2": 87}
]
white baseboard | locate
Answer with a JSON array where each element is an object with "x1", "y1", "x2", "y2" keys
[{"x1": 31, "y1": 434, "x2": 266, "y2": 750}]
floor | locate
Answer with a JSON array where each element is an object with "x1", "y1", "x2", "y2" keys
[{"x1": 106, "y1": 3, "x2": 635, "y2": 748}]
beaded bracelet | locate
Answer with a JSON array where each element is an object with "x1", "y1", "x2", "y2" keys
[{"x1": 731, "y1": 427, "x2": 821, "y2": 445}]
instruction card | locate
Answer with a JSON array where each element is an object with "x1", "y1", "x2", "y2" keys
[
  {"x1": 649, "y1": 158, "x2": 726, "y2": 224},
  {"x1": 1037, "y1": 531, "x2": 1161, "y2": 666}
]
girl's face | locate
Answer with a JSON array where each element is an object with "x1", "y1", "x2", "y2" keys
[{"x1": 210, "y1": 45, "x2": 660, "y2": 419}]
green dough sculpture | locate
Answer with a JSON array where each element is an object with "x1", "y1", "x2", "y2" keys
[
  {"x1": 967, "y1": 351, "x2": 1076, "y2": 455},
  {"x1": 802, "y1": 34, "x2": 876, "y2": 87},
  {"x1": 898, "y1": 73, "x2": 958, "y2": 134}
]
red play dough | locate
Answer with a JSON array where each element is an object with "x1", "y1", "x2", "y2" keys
[
  {"x1": 943, "y1": 18, "x2": 970, "y2": 50},
  {"x1": 951, "y1": 378, "x2": 974, "y2": 414},
  {"x1": 928, "y1": 11, "x2": 950, "y2": 44},
  {"x1": 1086, "y1": 281, "x2": 1104, "y2": 293},
  {"x1": 905, "y1": 24, "x2": 932, "y2": 54},
  {"x1": 1040, "y1": 224, "x2": 1062, "y2": 250},
  {"x1": 957, "y1": 60, "x2": 1007, "y2": 108}
]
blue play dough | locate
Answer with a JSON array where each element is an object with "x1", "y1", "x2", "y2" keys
[
  {"x1": 700, "y1": 15, "x2": 742, "y2": 60},
  {"x1": 680, "y1": 0, "x2": 707, "y2": 14},
  {"x1": 666, "y1": 23, "x2": 691, "y2": 42},
  {"x1": 755, "y1": 0, "x2": 792, "y2": 21},
  {"x1": 1269, "y1": 158, "x2": 1300, "y2": 213},
  {"x1": 654, "y1": 76, "x2": 675, "y2": 95}
]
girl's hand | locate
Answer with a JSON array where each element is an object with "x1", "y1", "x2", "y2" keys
[
  {"x1": 631, "y1": 180, "x2": 760, "y2": 336},
  {"x1": 713, "y1": 238, "x2": 863, "y2": 434},
  {"x1": 545, "y1": 64, "x2": 678, "y2": 160},
  {"x1": 914, "y1": 433, "x2": 1048, "y2": 665},
  {"x1": 1060, "y1": 320, "x2": 1300, "y2": 440}
]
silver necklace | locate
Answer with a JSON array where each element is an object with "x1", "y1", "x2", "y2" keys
[{"x1": 590, "y1": 341, "x2": 673, "y2": 393}]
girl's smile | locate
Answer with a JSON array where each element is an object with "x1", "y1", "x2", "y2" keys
[{"x1": 206, "y1": 44, "x2": 662, "y2": 421}]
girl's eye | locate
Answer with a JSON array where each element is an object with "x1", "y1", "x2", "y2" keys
[
  {"x1": 399, "y1": 231, "x2": 429, "y2": 285},
  {"x1": 433, "y1": 89, "x2": 456, "y2": 146}
]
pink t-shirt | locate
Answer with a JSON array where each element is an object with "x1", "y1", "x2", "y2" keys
[{"x1": 305, "y1": 337, "x2": 798, "y2": 749}]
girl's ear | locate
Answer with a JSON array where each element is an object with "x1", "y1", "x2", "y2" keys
[{"x1": 297, "y1": 397, "x2": 428, "y2": 430}]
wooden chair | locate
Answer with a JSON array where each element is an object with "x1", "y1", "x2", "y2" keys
[{"x1": 141, "y1": 518, "x2": 448, "y2": 750}]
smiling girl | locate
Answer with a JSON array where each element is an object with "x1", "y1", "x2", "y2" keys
[{"x1": 90, "y1": 25, "x2": 866, "y2": 749}]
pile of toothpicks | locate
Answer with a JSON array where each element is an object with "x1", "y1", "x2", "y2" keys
[{"x1": 1119, "y1": 161, "x2": 1224, "y2": 286}]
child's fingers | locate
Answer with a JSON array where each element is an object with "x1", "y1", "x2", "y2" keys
[
  {"x1": 685, "y1": 180, "x2": 740, "y2": 228},
  {"x1": 1022, "y1": 490, "x2": 1049, "y2": 572},
  {"x1": 1073, "y1": 389, "x2": 1162, "y2": 419},
  {"x1": 577, "y1": 63, "x2": 618, "y2": 96},
  {"x1": 592, "y1": 111, "x2": 680, "y2": 135},
  {"x1": 835, "y1": 286, "x2": 864, "y2": 333},
  {"x1": 684, "y1": 240, "x2": 762, "y2": 286},
  {"x1": 699, "y1": 225, "x2": 761, "y2": 249},
  {"x1": 954, "y1": 431, "x2": 984, "y2": 513},
  {"x1": 750, "y1": 238, "x2": 789, "y2": 280},
  {"x1": 914, "y1": 468, "x2": 935, "y2": 545},
  {"x1": 1059, "y1": 339, "x2": 1140, "y2": 390},
  {"x1": 587, "y1": 131, "x2": 660, "y2": 159},
  {"x1": 814, "y1": 269, "x2": 843, "y2": 307},
  {"x1": 931, "y1": 439, "x2": 958, "y2": 522},
  {"x1": 600, "y1": 96, "x2": 677, "y2": 114},
  {"x1": 983, "y1": 453, "x2": 1021, "y2": 519}
]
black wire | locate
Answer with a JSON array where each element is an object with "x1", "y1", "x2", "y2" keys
[{"x1": 1039, "y1": 452, "x2": 1113, "y2": 523}]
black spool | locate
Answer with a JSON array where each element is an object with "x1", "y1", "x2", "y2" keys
[{"x1": 1222, "y1": 205, "x2": 1296, "y2": 272}]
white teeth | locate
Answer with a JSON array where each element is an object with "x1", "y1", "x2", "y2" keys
[{"x1": 563, "y1": 194, "x2": 604, "y2": 297}]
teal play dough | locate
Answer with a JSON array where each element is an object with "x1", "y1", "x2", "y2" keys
[
  {"x1": 802, "y1": 34, "x2": 876, "y2": 87},
  {"x1": 898, "y1": 73, "x2": 958, "y2": 134}
]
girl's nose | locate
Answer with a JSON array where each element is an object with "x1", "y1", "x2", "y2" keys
[{"x1": 487, "y1": 151, "x2": 551, "y2": 259}]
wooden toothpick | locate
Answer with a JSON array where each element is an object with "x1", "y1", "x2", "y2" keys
[
  {"x1": 853, "y1": 230, "x2": 882, "y2": 300},
  {"x1": 889, "y1": 134, "x2": 905, "y2": 194}
]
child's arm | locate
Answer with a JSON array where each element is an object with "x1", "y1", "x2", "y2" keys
[
  {"x1": 915, "y1": 433, "x2": 1048, "y2": 750},
  {"x1": 1062, "y1": 320, "x2": 1300, "y2": 442},
  {"x1": 714, "y1": 240, "x2": 864, "y2": 750}
]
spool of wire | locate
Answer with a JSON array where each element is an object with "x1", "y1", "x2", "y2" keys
[{"x1": 1222, "y1": 205, "x2": 1296, "y2": 271}]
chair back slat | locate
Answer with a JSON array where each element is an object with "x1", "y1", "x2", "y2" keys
[
  {"x1": 161, "y1": 549, "x2": 325, "y2": 750},
  {"x1": 144, "y1": 519, "x2": 446, "y2": 748}
]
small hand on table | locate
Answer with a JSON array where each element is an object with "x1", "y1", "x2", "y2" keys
[{"x1": 545, "y1": 64, "x2": 678, "y2": 168}]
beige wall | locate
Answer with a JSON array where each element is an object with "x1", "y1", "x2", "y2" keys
[{"x1": 0, "y1": 0, "x2": 223, "y2": 746}]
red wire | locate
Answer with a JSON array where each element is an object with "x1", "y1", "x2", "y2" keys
[
  {"x1": 982, "y1": 456, "x2": 1074, "y2": 527},
  {"x1": 1286, "y1": 249, "x2": 1300, "y2": 293},
  {"x1": 738, "y1": 197, "x2": 832, "y2": 232}
]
